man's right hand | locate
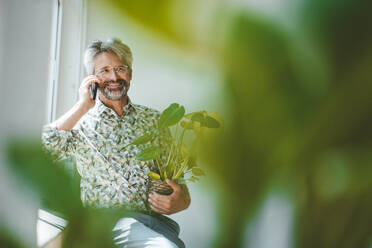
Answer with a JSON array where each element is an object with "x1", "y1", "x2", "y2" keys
[
  {"x1": 52, "y1": 76, "x2": 100, "y2": 131},
  {"x1": 78, "y1": 75, "x2": 100, "y2": 111}
]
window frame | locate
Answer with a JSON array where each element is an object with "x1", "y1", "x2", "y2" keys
[
  {"x1": 46, "y1": 0, "x2": 87, "y2": 123},
  {"x1": 46, "y1": 0, "x2": 62, "y2": 123}
]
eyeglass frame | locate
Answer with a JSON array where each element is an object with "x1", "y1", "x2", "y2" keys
[{"x1": 94, "y1": 65, "x2": 130, "y2": 78}]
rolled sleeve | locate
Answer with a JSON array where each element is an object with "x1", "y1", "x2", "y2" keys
[{"x1": 42, "y1": 124, "x2": 81, "y2": 160}]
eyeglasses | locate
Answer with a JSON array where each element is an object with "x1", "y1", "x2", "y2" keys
[{"x1": 95, "y1": 65, "x2": 130, "y2": 78}]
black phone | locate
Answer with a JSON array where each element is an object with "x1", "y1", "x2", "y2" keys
[{"x1": 90, "y1": 82, "x2": 99, "y2": 100}]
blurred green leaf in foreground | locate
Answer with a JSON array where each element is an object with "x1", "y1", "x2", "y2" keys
[{"x1": 5, "y1": 139, "x2": 126, "y2": 248}]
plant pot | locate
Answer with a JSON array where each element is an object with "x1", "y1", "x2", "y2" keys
[{"x1": 148, "y1": 179, "x2": 173, "y2": 195}]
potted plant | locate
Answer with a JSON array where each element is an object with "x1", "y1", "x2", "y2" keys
[{"x1": 126, "y1": 103, "x2": 222, "y2": 195}]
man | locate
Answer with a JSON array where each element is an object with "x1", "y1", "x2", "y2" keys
[{"x1": 42, "y1": 38, "x2": 190, "y2": 248}]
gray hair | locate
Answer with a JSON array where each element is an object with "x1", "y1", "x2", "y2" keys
[{"x1": 84, "y1": 38, "x2": 133, "y2": 75}]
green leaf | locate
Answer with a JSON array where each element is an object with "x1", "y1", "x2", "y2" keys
[
  {"x1": 188, "y1": 176, "x2": 199, "y2": 182},
  {"x1": 6, "y1": 139, "x2": 81, "y2": 215},
  {"x1": 184, "y1": 112, "x2": 195, "y2": 120},
  {"x1": 192, "y1": 167, "x2": 206, "y2": 176},
  {"x1": 187, "y1": 155, "x2": 197, "y2": 169},
  {"x1": 180, "y1": 121, "x2": 194, "y2": 130},
  {"x1": 191, "y1": 112, "x2": 205, "y2": 124},
  {"x1": 158, "y1": 103, "x2": 185, "y2": 129},
  {"x1": 130, "y1": 133, "x2": 153, "y2": 146},
  {"x1": 205, "y1": 116, "x2": 220, "y2": 128},
  {"x1": 148, "y1": 171, "x2": 161, "y2": 180},
  {"x1": 185, "y1": 111, "x2": 206, "y2": 119},
  {"x1": 136, "y1": 146, "x2": 161, "y2": 161}
]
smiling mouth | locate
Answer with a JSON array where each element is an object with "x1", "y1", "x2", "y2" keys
[{"x1": 107, "y1": 83, "x2": 122, "y2": 89}]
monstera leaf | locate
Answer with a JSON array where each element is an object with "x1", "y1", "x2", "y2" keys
[
  {"x1": 158, "y1": 103, "x2": 185, "y2": 129},
  {"x1": 190, "y1": 112, "x2": 205, "y2": 123},
  {"x1": 180, "y1": 120, "x2": 194, "y2": 129},
  {"x1": 192, "y1": 167, "x2": 205, "y2": 176},
  {"x1": 136, "y1": 146, "x2": 161, "y2": 161},
  {"x1": 186, "y1": 111, "x2": 221, "y2": 128},
  {"x1": 205, "y1": 116, "x2": 220, "y2": 128},
  {"x1": 130, "y1": 133, "x2": 154, "y2": 146}
]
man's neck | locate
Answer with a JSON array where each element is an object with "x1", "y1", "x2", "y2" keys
[{"x1": 99, "y1": 95, "x2": 128, "y2": 116}]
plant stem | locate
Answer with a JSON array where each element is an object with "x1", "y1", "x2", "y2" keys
[
  {"x1": 165, "y1": 123, "x2": 179, "y2": 168},
  {"x1": 176, "y1": 128, "x2": 186, "y2": 154},
  {"x1": 173, "y1": 156, "x2": 189, "y2": 180},
  {"x1": 165, "y1": 141, "x2": 175, "y2": 168},
  {"x1": 120, "y1": 143, "x2": 130, "y2": 151},
  {"x1": 173, "y1": 134, "x2": 199, "y2": 180},
  {"x1": 155, "y1": 157, "x2": 164, "y2": 180},
  {"x1": 173, "y1": 128, "x2": 186, "y2": 172}
]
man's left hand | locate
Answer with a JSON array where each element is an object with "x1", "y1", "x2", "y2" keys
[{"x1": 148, "y1": 179, "x2": 191, "y2": 215}]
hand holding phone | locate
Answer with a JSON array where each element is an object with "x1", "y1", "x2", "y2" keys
[{"x1": 89, "y1": 82, "x2": 99, "y2": 100}]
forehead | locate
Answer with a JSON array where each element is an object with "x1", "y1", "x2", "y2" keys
[{"x1": 94, "y1": 51, "x2": 123, "y2": 70}]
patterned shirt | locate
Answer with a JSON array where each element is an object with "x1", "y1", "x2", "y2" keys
[{"x1": 42, "y1": 98, "x2": 170, "y2": 213}]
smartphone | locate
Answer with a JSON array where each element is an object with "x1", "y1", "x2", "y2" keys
[{"x1": 90, "y1": 82, "x2": 99, "y2": 100}]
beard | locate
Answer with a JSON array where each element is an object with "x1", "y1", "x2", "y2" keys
[{"x1": 99, "y1": 79, "x2": 129, "y2": 101}]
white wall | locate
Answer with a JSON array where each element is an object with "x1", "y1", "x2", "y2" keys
[
  {"x1": 0, "y1": 0, "x2": 53, "y2": 133},
  {"x1": 0, "y1": 0, "x2": 55, "y2": 246}
]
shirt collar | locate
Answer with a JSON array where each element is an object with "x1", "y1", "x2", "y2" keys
[{"x1": 93, "y1": 96, "x2": 137, "y2": 117}]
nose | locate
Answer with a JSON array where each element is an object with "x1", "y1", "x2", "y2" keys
[{"x1": 107, "y1": 69, "x2": 119, "y2": 81}]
